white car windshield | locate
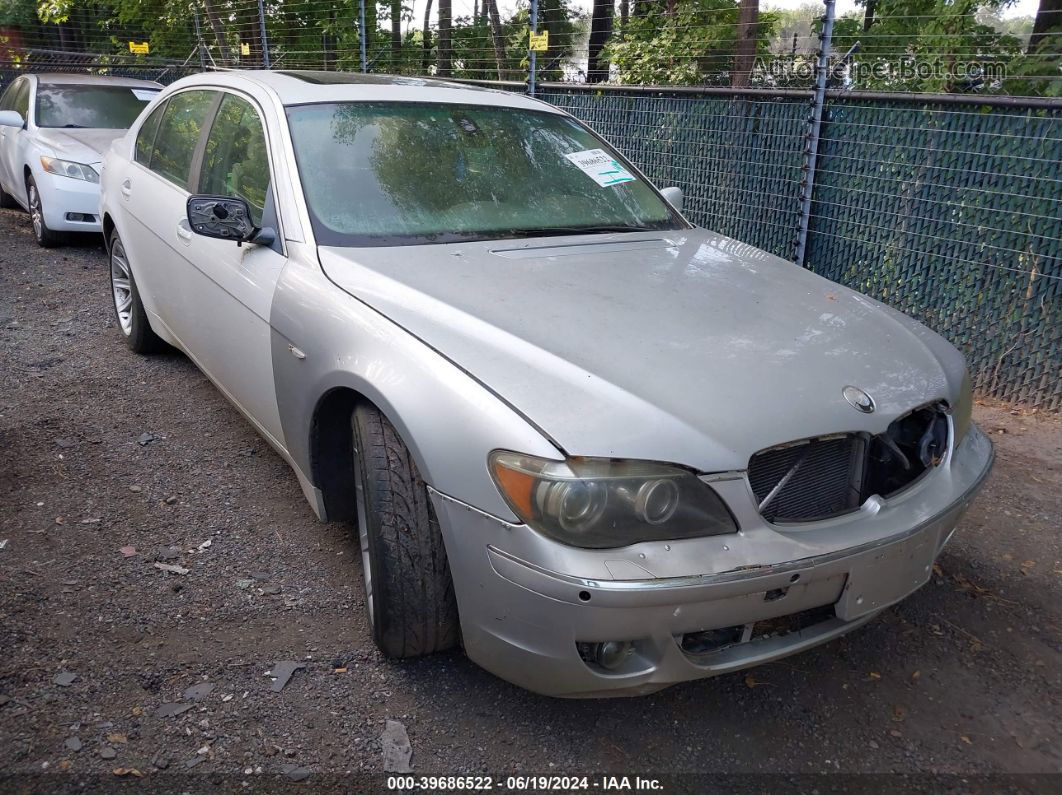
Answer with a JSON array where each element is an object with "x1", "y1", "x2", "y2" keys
[
  {"x1": 36, "y1": 85, "x2": 159, "y2": 129},
  {"x1": 286, "y1": 102, "x2": 684, "y2": 246}
]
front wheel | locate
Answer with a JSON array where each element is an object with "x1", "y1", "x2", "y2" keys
[
  {"x1": 351, "y1": 403, "x2": 459, "y2": 658},
  {"x1": 27, "y1": 175, "x2": 63, "y2": 248},
  {"x1": 109, "y1": 230, "x2": 166, "y2": 354}
]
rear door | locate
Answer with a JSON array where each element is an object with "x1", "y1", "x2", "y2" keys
[{"x1": 119, "y1": 89, "x2": 217, "y2": 337}]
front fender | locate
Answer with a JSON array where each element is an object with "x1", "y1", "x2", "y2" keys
[{"x1": 269, "y1": 246, "x2": 560, "y2": 523}]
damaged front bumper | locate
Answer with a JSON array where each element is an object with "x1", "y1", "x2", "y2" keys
[{"x1": 432, "y1": 424, "x2": 994, "y2": 698}]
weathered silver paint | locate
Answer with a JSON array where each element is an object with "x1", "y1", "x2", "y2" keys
[{"x1": 101, "y1": 70, "x2": 994, "y2": 697}]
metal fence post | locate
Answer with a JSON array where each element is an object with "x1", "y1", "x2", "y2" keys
[
  {"x1": 192, "y1": 11, "x2": 208, "y2": 69},
  {"x1": 359, "y1": 0, "x2": 368, "y2": 73},
  {"x1": 257, "y1": 0, "x2": 271, "y2": 68},
  {"x1": 528, "y1": 0, "x2": 538, "y2": 96},
  {"x1": 793, "y1": 0, "x2": 835, "y2": 267}
]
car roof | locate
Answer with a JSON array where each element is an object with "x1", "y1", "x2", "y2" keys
[
  {"x1": 32, "y1": 73, "x2": 163, "y2": 89},
  {"x1": 169, "y1": 70, "x2": 563, "y2": 114}
]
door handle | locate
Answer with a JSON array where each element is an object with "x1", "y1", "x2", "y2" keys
[
  {"x1": 120, "y1": 179, "x2": 132, "y2": 199},
  {"x1": 176, "y1": 219, "x2": 193, "y2": 244}
]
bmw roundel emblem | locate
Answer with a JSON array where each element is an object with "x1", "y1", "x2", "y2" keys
[{"x1": 842, "y1": 385, "x2": 875, "y2": 413}]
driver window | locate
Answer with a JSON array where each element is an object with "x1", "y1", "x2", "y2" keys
[{"x1": 198, "y1": 94, "x2": 271, "y2": 228}]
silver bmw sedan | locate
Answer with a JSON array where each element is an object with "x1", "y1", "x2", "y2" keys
[{"x1": 100, "y1": 70, "x2": 993, "y2": 697}]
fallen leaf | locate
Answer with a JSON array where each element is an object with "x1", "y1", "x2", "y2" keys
[
  {"x1": 153, "y1": 562, "x2": 190, "y2": 576},
  {"x1": 892, "y1": 705, "x2": 907, "y2": 722},
  {"x1": 334, "y1": 667, "x2": 348, "y2": 674},
  {"x1": 131, "y1": 706, "x2": 143, "y2": 717},
  {"x1": 120, "y1": 546, "x2": 136, "y2": 558},
  {"x1": 960, "y1": 735, "x2": 972, "y2": 745},
  {"x1": 107, "y1": 733, "x2": 128, "y2": 744},
  {"x1": 112, "y1": 768, "x2": 144, "y2": 777},
  {"x1": 868, "y1": 672, "x2": 882, "y2": 680},
  {"x1": 744, "y1": 674, "x2": 768, "y2": 688},
  {"x1": 911, "y1": 670, "x2": 921, "y2": 681}
]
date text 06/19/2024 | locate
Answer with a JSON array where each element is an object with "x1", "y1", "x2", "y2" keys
[{"x1": 386, "y1": 775, "x2": 665, "y2": 791}]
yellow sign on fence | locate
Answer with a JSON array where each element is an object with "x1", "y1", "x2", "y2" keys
[
  {"x1": 529, "y1": 31, "x2": 548, "y2": 52},
  {"x1": 128, "y1": 41, "x2": 150, "y2": 55},
  {"x1": 240, "y1": 42, "x2": 251, "y2": 56}
]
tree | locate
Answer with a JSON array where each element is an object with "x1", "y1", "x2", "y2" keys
[
  {"x1": 486, "y1": 0, "x2": 507, "y2": 79},
  {"x1": 391, "y1": 0, "x2": 402, "y2": 67},
  {"x1": 587, "y1": 0, "x2": 614, "y2": 81},
  {"x1": 733, "y1": 0, "x2": 758, "y2": 86},
  {"x1": 1028, "y1": 0, "x2": 1060, "y2": 56},
  {"x1": 422, "y1": 0, "x2": 434, "y2": 72},
  {"x1": 438, "y1": 0, "x2": 452, "y2": 75}
]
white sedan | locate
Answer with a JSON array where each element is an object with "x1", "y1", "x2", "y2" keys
[{"x1": 0, "y1": 73, "x2": 161, "y2": 247}]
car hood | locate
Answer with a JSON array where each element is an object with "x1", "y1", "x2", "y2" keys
[
  {"x1": 318, "y1": 230, "x2": 966, "y2": 472},
  {"x1": 34, "y1": 128, "x2": 123, "y2": 165}
]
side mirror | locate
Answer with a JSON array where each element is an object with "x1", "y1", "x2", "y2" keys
[
  {"x1": 0, "y1": 110, "x2": 24, "y2": 128},
  {"x1": 186, "y1": 195, "x2": 275, "y2": 247},
  {"x1": 660, "y1": 186, "x2": 683, "y2": 213}
]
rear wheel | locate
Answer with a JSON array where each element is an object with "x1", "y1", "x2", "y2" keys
[
  {"x1": 27, "y1": 175, "x2": 63, "y2": 248},
  {"x1": 351, "y1": 403, "x2": 459, "y2": 658},
  {"x1": 109, "y1": 230, "x2": 166, "y2": 354}
]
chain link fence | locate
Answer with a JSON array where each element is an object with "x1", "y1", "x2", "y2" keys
[{"x1": 0, "y1": 0, "x2": 1058, "y2": 409}]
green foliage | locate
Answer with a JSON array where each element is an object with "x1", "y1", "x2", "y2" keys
[{"x1": 605, "y1": 0, "x2": 779, "y2": 86}]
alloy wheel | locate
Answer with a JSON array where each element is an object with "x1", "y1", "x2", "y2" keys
[
  {"x1": 353, "y1": 444, "x2": 375, "y2": 626},
  {"x1": 28, "y1": 184, "x2": 42, "y2": 241},
  {"x1": 110, "y1": 239, "x2": 133, "y2": 336}
]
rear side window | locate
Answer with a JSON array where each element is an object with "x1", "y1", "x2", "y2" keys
[
  {"x1": 149, "y1": 90, "x2": 215, "y2": 189},
  {"x1": 198, "y1": 94, "x2": 270, "y2": 227},
  {"x1": 135, "y1": 100, "x2": 166, "y2": 166}
]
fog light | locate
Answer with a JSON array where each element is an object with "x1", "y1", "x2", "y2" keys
[{"x1": 578, "y1": 640, "x2": 633, "y2": 671}]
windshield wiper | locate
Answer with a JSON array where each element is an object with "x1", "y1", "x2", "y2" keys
[
  {"x1": 60, "y1": 124, "x2": 88, "y2": 128},
  {"x1": 504, "y1": 225, "x2": 657, "y2": 238}
]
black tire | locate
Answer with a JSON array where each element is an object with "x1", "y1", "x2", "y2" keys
[
  {"x1": 351, "y1": 403, "x2": 460, "y2": 658},
  {"x1": 26, "y1": 175, "x2": 64, "y2": 248},
  {"x1": 0, "y1": 181, "x2": 17, "y2": 209},
  {"x1": 108, "y1": 230, "x2": 167, "y2": 354}
]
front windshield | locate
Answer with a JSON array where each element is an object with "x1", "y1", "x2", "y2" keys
[
  {"x1": 36, "y1": 86, "x2": 160, "y2": 129},
  {"x1": 286, "y1": 102, "x2": 684, "y2": 246}
]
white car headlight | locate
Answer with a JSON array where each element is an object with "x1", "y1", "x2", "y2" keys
[
  {"x1": 40, "y1": 156, "x2": 99, "y2": 183},
  {"x1": 489, "y1": 451, "x2": 738, "y2": 549}
]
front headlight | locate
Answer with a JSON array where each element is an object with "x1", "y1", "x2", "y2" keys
[
  {"x1": 40, "y1": 156, "x2": 99, "y2": 183},
  {"x1": 489, "y1": 451, "x2": 738, "y2": 549},
  {"x1": 952, "y1": 369, "x2": 973, "y2": 445}
]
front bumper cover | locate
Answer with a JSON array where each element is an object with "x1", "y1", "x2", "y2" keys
[{"x1": 432, "y1": 424, "x2": 994, "y2": 698}]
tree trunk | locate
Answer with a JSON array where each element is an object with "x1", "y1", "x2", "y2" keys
[
  {"x1": 587, "y1": 0, "x2": 614, "y2": 83},
  {"x1": 202, "y1": 0, "x2": 229, "y2": 64},
  {"x1": 620, "y1": 0, "x2": 629, "y2": 26},
  {"x1": 391, "y1": 0, "x2": 403, "y2": 68},
  {"x1": 438, "y1": 0, "x2": 452, "y2": 76},
  {"x1": 1028, "y1": 0, "x2": 1061, "y2": 56},
  {"x1": 863, "y1": 0, "x2": 876, "y2": 31},
  {"x1": 486, "y1": 0, "x2": 507, "y2": 80},
  {"x1": 422, "y1": 0, "x2": 434, "y2": 72},
  {"x1": 732, "y1": 0, "x2": 758, "y2": 88}
]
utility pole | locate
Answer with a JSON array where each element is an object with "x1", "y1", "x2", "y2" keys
[
  {"x1": 793, "y1": 0, "x2": 835, "y2": 267},
  {"x1": 528, "y1": 0, "x2": 538, "y2": 96},
  {"x1": 257, "y1": 0, "x2": 270, "y2": 68}
]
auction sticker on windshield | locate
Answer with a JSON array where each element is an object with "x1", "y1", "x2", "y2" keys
[{"x1": 564, "y1": 148, "x2": 636, "y2": 187}]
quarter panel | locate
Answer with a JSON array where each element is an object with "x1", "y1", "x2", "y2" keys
[{"x1": 269, "y1": 246, "x2": 560, "y2": 522}]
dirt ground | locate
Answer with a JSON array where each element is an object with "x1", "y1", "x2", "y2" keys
[{"x1": 1, "y1": 207, "x2": 1059, "y2": 792}]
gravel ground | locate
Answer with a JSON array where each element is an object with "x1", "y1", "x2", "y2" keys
[{"x1": 1, "y1": 207, "x2": 1060, "y2": 791}]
